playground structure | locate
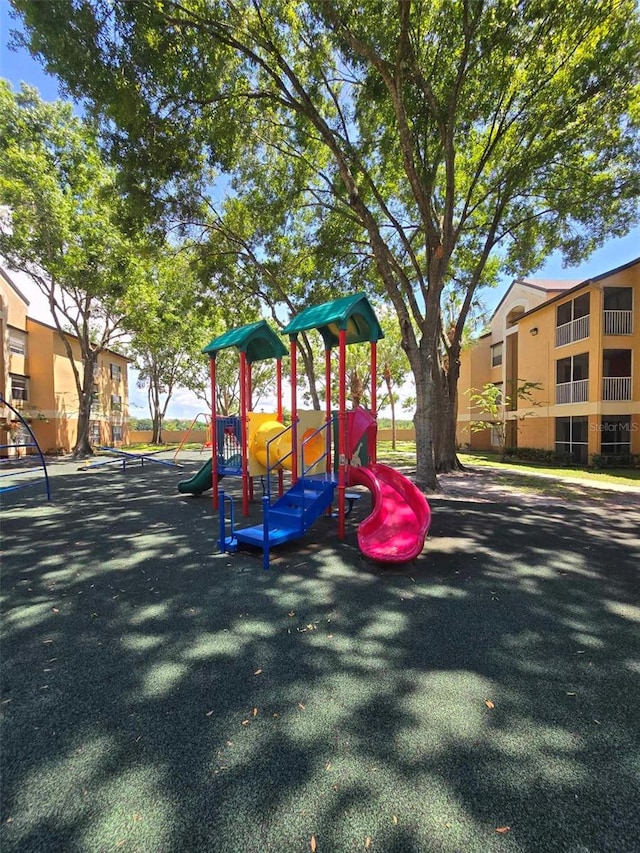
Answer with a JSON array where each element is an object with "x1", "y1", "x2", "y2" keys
[
  {"x1": 178, "y1": 295, "x2": 431, "y2": 568},
  {"x1": 0, "y1": 394, "x2": 51, "y2": 501}
]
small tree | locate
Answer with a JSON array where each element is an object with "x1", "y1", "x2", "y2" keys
[{"x1": 467, "y1": 381, "x2": 544, "y2": 460}]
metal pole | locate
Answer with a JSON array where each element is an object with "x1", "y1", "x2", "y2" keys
[
  {"x1": 239, "y1": 351, "x2": 249, "y2": 517},
  {"x1": 325, "y1": 347, "x2": 332, "y2": 476},
  {"x1": 290, "y1": 336, "x2": 298, "y2": 484},
  {"x1": 210, "y1": 356, "x2": 219, "y2": 510},
  {"x1": 370, "y1": 340, "x2": 377, "y2": 465},
  {"x1": 338, "y1": 329, "x2": 347, "y2": 538}
]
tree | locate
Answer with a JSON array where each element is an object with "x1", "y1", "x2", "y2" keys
[
  {"x1": 0, "y1": 80, "x2": 144, "y2": 456},
  {"x1": 467, "y1": 380, "x2": 544, "y2": 461},
  {"x1": 127, "y1": 246, "x2": 217, "y2": 444},
  {"x1": 12, "y1": 0, "x2": 640, "y2": 486}
]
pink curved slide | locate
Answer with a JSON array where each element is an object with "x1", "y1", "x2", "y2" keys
[{"x1": 347, "y1": 463, "x2": 431, "y2": 563}]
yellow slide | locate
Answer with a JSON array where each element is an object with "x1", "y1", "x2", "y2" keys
[{"x1": 250, "y1": 418, "x2": 324, "y2": 472}]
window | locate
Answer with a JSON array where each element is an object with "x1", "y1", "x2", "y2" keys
[
  {"x1": 600, "y1": 417, "x2": 631, "y2": 456},
  {"x1": 556, "y1": 293, "x2": 590, "y2": 346},
  {"x1": 555, "y1": 416, "x2": 588, "y2": 464},
  {"x1": 112, "y1": 424, "x2": 123, "y2": 443},
  {"x1": 90, "y1": 421, "x2": 101, "y2": 444},
  {"x1": 9, "y1": 329, "x2": 27, "y2": 356},
  {"x1": 491, "y1": 342, "x2": 503, "y2": 367},
  {"x1": 603, "y1": 287, "x2": 633, "y2": 335},
  {"x1": 556, "y1": 353, "x2": 589, "y2": 404},
  {"x1": 111, "y1": 394, "x2": 122, "y2": 412},
  {"x1": 110, "y1": 363, "x2": 122, "y2": 381},
  {"x1": 10, "y1": 375, "x2": 28, "y2": 402},
  {"x1": 90, "y1": 385, "x2": 100, "y2": 409},
  {"x1": 603, "y1": 287, "x2": 632, "y2": 311}
]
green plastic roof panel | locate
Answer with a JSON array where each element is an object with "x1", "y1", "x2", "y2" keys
[
  {"x1": 281, "y1": 293, "x2": 384, "y2": 349},
  {"x1": 202, "y1": 320, "x2": 288, "y2": 363}
]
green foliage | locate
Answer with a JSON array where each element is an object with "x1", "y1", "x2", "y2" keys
[
  {"x1": 11, "y1": 0, "x2": 640, "y2": 480},
  {"x1": 467, "y1": 381, "x2": 544, "y2": 454},
  {"x1": 591, "y1": 453, "x2": 640, "y2": 470},
  {"x1": 0, "y1": 79, "x2": 146, "y2": 455}
]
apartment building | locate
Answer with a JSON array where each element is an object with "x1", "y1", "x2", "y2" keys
[
  {"x1": 457, "y1": 257, "x2": 640, "y2": 463},
  {"x1": 1, "y1": 267, "x2": 130, "y2": 454}
]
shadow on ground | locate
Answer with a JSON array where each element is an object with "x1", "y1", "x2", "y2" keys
[{"x1": 1, "y1": 455, "x2": 639, "y2": 852}]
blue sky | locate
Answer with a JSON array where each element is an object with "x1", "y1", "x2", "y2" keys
[{"x1": 2, "y1": 9, "x2": 639, "y2": 417}]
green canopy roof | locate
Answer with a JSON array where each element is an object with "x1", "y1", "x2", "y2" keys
[
  {"x1": 202, "y1": 320, "x2": 288, "y2": 363},
  {"x1": 281, "y1": 293, "x2": 384, "y2": 349}
]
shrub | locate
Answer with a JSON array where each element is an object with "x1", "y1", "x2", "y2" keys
[{"x1": 591, "y1": 453, "x2": 633, "y2": 469}]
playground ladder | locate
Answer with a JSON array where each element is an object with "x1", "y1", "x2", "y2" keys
[{"x1": 219, "y1": 475, "x2": 335, "y2": 570}]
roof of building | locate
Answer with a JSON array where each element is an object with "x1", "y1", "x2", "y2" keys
[
  {"x1": 202, "y1": 320, "x2": 288, "y2": 363},
  {"x1": 281, "y1": 292, "x2": 384, "y2": 349},
  {"x1": 0, "y1": 265, "x2": 30, "y2": 306},
  {"x1": 518, "y1": 255, "x2": 640, "y2": 320},
  {"x1": 490, "y1": 277, "x2": 582, "y2": 319},
  {"x1": 491, "y1": 255, "x2": 640, "y2": 322}
]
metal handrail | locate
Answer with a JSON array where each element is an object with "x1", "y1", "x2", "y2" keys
[
  {"x1": 265, "y1": 419, "x2": 297, "y2": 504},
  {"x1": 301, "y1": 419, "x2": 332, "y2": 480},
  {"x1": 217, "y1": 489, "x2": 235, "y2": 553}
]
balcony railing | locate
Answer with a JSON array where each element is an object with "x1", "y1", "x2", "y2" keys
[
  {"x1": 602, "y1": 376, "x2": 632, "y2": 401},
  {"x1": 555, "y1": 314, "x2": 590, "y2": 347},
  {"x1": 555, "y1": 378, "x2": 589, "y2": 404},
  {"x1": 603, "y1": 310, "x2": 633, "y2": 335}
]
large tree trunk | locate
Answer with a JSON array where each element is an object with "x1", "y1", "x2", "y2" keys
[
  {"x1": 433, "y1": 344, "x2": 464, "y2": 472},
  {"x1": 293, "y1": 332, "x2": 320, "y2": 409},
  {"x1": 151, "y1": 410, "x2": 163, "y2": 444},
  {"x1": 405, "y1": 343, "x2": 438, "y2": 491},
  {"x1": 72, "y1": 358, "x2": 95, "y2": 458}
]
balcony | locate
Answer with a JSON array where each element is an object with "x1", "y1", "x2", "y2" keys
[
  {"x1": 555, "y1": 378, "x2": 589, "y2": 405},
  {"x1": 603, "y1": 310, "x2": 633, "y2": 335},
  {"x1": 555, "y1": 314, "x2": 590, "y2": 347},
  {"x1": 602, "y1": 376, "x2": 632, "y2": 401}
]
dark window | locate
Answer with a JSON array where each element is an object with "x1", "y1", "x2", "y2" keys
[
  {"x1": 10, "y1": 375, "x2": 28, "y2": 401},
  {"x1": 110, "y1": 363, "x2": 122, "y2": 381},
  {"x1": 603, "y1": 287, "x2": 632, "y2": 311},
  {"x1": 573, "y1": 293, "x2": 590, "y2": 318},
  {"x1": 600, "y1": 416, "x2": 631, "y2": 455},
  {"x1": 555, "y1": 415, "x2": 588, "y2": 463},
  {"x1": 557, "y1": 293, "x2": 590, "y2": 325},
  {"x1": 557, "y1": 353, "x2": 589, "y2": 383},
  {"x1": 491, "y1": 342, "x2": 503, "y2": 367}
]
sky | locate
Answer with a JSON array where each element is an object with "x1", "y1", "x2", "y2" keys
[{"x1": 2, "y1": 8, "x2": 639, "y2": 420}]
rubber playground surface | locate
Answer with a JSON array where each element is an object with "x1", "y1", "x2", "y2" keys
[{"x1": 1, "y1": 451, "x2": 639, "y2": 853}]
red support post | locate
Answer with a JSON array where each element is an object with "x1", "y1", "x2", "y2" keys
[
  {"x1": 370, "y1": 340, "x2": 377, "y2": 465},
  {"x1": 276, "y1": 358, "x2": 284, "y2": 496},
  {"x1": 247, "y1": 360, "x2": 254, "y2": 503},
  {"x1": 338, "y1": 329, "x2": 347, "y2": 539},
  {"x1": 239, "y1": 351, "x2": 249, "y2": 517},
  {"x1": 290, "y1": 336, "x2": 298, "y2": 484},
  {"x1": 210, "y1": 356, "x2": 219, "y2": 510}
]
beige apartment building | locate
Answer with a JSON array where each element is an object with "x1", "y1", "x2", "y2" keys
[
  {"x1": 457, "y1": 257, "x2": 640, "y2": 464},
  {"x1": 1, "y1": 267, "x2": 130, "y2": 454}
]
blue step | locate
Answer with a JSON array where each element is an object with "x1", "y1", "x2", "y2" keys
[{"x1": 220, "y1": 479, "x2": 336, "y2": 570}]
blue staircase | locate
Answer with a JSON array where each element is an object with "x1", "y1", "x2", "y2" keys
[{"x1": 219, "y1": 476, "x2": 335, "y2": 569}]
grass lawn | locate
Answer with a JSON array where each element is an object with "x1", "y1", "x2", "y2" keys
[
  {"x1": 377, "y1": 441, "x2": 640, "y2": 488},
  {"x1": 458, "y1": 450, "x2": 640, "y2": 487}
]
